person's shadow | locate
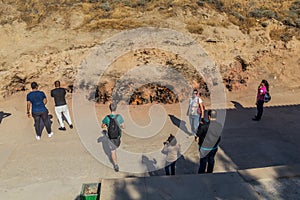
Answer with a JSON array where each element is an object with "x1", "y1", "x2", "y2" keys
[
  {"x1": 169, "y1": 114, "x2": 191, "y2": 135},
  {"x1": 97, "y1": 130, "x2": 114, "y2": 166},
  {"x1": 141, "y1": 155, "x2": 160, "y2": 176},
  {"x1": 231, "y1": 101, "x2": 245, "y2": 110},
  {"x1": 0, "y1": 111, "x2": 11, "y2": 124}
]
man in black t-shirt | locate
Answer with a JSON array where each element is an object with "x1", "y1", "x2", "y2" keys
[
  {"x1": 51, "y1": 81, "x2": 73, "y2": 131},
  {"x1": 197, "y1": 110, "x2": 222, "y2": 174}
]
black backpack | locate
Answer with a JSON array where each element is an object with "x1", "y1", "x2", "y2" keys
[{"x1": 107, "y1": 115, "x2": 121, "y2": 139}]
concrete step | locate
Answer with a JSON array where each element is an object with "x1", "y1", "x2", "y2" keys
[
  {"x1": 99, "y1": 172, "x2": 259, "y2": 200},
  {"x1": 99, "y1": 164, "x2": 300, "y2": 200}
]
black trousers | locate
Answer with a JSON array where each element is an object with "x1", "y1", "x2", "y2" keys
[
  {"x1": 32, "y1": 111, "x2": 51, "y2": 136},
  {"x1": 256, "y1": 100, "x2": 264, "y2": 120},
  {"x1": 165, "y1": 161, "x2": 176, "y2": 175},
  {"x1": 198, "y1": 148, "x2": 218, "y2": 174}
]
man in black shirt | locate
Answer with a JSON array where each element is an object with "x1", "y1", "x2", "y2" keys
[
  {"x1": 197, "y1": 110, "x2": 222, "y2": 173},
  {"x1": 51, "y1": 80, "x2": 73, "y2": 131}
]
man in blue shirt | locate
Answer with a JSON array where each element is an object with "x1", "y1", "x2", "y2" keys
[
  {"x1": 101, "y1": 102, "x2": 125, "y2": 172},
  {"x1": 27, "y1": 82, "x2": 53, "y2": 140}
]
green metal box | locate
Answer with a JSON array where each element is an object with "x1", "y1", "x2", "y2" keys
[{"x1": 80, "y1": 183, "x2": 100, "y2": 200}]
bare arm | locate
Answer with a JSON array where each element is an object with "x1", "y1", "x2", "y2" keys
[
  {"x1": 199, "y1": 102, "x2": 204, "y2": 122},
  {"x1": 120, "y1": 123, "x2": 125, "y2": 129},
  {"x1": 187, "y1": 99, "x2": 190, "y2": 116},
  {"x1": 101, "y1": 123, "x2": 107, "y2": 128},
  {"x1": 27, "y1": 101, "x2": 31, "y2": 118},
  {"x1": 43, "y1": 98, "x2": 47, "y2": 105}
]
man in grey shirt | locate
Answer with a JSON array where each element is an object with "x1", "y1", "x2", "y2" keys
[{"x1": 51, "y1": 80, "x2": 73, "y2": 131}]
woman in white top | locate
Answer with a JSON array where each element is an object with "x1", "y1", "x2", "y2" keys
[
  {"x1": 162, "y1": 134, "x2": 181, "y2": 175},
  {"x1": 187, "y1": 89, "x2": 205, "y2": 136}
]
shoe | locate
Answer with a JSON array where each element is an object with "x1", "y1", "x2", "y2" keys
[
  {"x1": 48, "y1": 132, "x2": 54, "y2": 138},
  {"x1": 252, "y1": 117, "x2": 260, "y2": 121},
  {"x1": 114, "y1": 164, "x2": 119, "y2": 172},
  {"x1": 58, "y1": 127, "x2": 66, "y2": 131},
  {"x1": 36, "y1": 135, "x2": 41, "y2": 140},
  {"x1": 69, "y1": 124, "x2": 73, "y2": 129}
]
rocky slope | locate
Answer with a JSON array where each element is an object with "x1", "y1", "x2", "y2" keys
[{"x1": 0, "y1": 0, "x2": 299, "y2": 101}]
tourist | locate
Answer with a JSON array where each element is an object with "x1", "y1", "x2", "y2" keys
[
  {"x1": 101, "y1": 102, "x2": 125, "y2": 172},
  {"x1": 50, "y1": 80, "x2": 73, "y2": 130},
  {"x1": 252, "y1": 80, "x2": 269, "y2": 121},
  {"x1": 187, "y1": 89, "x2": 204, "y2": 138},
  {"x1": 162, "y1": 134, "x2": 181, "y2": 175},
  {"x1": 198, "y1": 110, "x2": 221, "y2": 174},
  {"x1": 26, "y1": 82, "x2": 53, "y2": 140}
]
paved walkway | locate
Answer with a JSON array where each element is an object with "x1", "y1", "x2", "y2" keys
[
  {"x1": 0, "y1": 91, "x2": 300, "y2": 199},
  {"x1": 100, "y1": 164, "x2": 300, "y2": 200}
]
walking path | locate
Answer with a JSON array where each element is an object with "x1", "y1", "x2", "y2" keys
[{"x1": 0, "y1": 88, "x2": 299, "y2": 199}]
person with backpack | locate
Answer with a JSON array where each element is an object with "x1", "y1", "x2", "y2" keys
[
  {"x1": 197, "y1": 110, "x2": 222, "y2": 174},
  {"x1": 252, "y1": 80, "x2": 269, "y2": 121},
  {"x1": 187, "y1": 89, "x2": 204, "y2": 139},
  {"x1": 101, "y1": 102, "x2": 125, "y2": 172}
]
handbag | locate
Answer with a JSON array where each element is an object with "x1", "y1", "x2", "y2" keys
[{"x1": 264, "y1": 92, "x2": 271, "y2": 103}]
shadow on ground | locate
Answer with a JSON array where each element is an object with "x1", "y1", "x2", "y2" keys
[
  {"x1": 0, "y1": 111, "x2": 11, "y2": 124},
  {"x1": 221, "y1": 101, "x2": 300, "y2": 170},
  {"x1": 75, "y1": 101, "x2": 300, "y2": 200}
]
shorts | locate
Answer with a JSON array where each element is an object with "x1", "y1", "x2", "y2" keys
[{"x1": 108, "y1": 138, "x2": 121, "y2": 151}]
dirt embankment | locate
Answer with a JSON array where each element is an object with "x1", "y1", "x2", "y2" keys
[{"x1": 0, "y1": 0, "x2": 299, "y2": 102}]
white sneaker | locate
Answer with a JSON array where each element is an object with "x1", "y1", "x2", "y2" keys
[
  {"x1": 48, "y1": 132, "x2": 54, "y2": 138},
  {"x1": 36, "y1": 135, "x2": 41, "y2": 140}
]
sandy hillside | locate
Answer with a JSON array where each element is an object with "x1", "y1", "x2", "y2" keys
[{"x1": 0, "y1": 0, "x2": 300, "y2": 102}]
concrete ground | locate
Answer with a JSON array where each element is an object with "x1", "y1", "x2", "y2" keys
[
  {"x1": 0, "y1": 88, "x2": 300, "y2": 200},
  {"x1": 100, "y1": 165, "x2": 300, "y2": 200}
]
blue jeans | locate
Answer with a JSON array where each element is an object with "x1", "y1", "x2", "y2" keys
[
  {"x1": 165, "y1": 161, "x2": 176, "y2": 175},
  {"x1": 189, "y1": 114, "x2": 200, "y2": 135},
  {"x1": 198, "y1": 148, "x2": 218, "y2": 174}
]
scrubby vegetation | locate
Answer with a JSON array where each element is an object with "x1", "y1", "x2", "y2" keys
[
  {"x1": 2, "y1": 0, "x2": 299, "y2": 37},
  {"x1": 1, "y1": 0, "x2": 300, "y2": 99}
]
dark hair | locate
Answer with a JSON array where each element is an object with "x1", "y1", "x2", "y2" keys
[
  {"x1": 109, "y1": 102, "x2": 117, "y2": 112},
  {"x1": 54, "y1": 80, "x2": 60, "y2": 87},
  {"x1": 31, "y1": 82, "x2": 38, "y2": 89},
  {"x1": 167, "y1": 134, "x2": 177, "y2": 146},
  {"x1": 207, "y1": 109, "x2": 217, "y2": 119},
  {"x1": 193, "y1": 89, "x2": 198, "y2": 94},
  {"x1": 261, "y1": 80, "x2": 269, "y2": 91}
]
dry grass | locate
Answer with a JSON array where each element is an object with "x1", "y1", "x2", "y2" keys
[
  {"x1": 204, "y1": 0, "x2": 300, "y2": 32},
  {"x1": 85, "y1": 18, "x2": 143, "y2": 31},
  {"x1": 270, "y1": 28, "x2": 294, "y2": 42},
  {"x1": 2, "y1": 0, "x2": 300, "y2": 33},
  {"x1": 186, "y1": 21, "x2": 204, "y2": 34}
]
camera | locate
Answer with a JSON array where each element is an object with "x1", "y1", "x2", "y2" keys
[{"x1": 163, "y1": 134, "x2": 174, "y2": 145}]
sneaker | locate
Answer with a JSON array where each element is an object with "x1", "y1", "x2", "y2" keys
[
  {"x1": 48, "y1": 132, "x2": 54, "y2": 138},
  {"x1": 69, "y1": 124, "x2": 73, "y2": 129},
  {"x1": 58, "y1": 127, "x2": 66, "y2": 131},
  {"x1": 252, "y1": 117, "x2": 260, "y2": 121},
  {"x1": 36, "y1": 135, "x2": 41, "y2": 140},
  {"x1": 114, "y1": 164, "x2": 119, "y2": 172}
]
